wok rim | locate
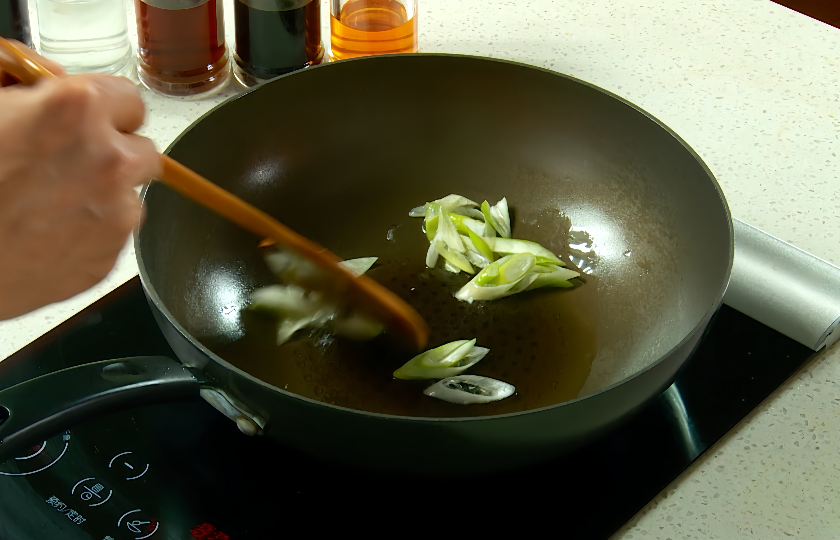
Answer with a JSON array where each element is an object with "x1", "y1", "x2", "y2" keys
[{"x1": 136, "y1": 52, "x2": 734, "y2": 424}]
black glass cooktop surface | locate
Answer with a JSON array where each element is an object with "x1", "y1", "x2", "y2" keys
[{"x1": 0, "y1": 277, "x2": 816, "y2": 540}]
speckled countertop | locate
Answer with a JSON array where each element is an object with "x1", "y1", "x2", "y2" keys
[{"x1": 3, "y1": 0, "x2": 839, "y2": 537}]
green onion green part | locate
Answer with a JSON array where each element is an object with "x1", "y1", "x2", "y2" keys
[
  {"x1": 393, "y1": 339, "x2": 489, "y2": 380},
  {"x1": 482, "y1": 237, "x2": 564, "y2": 265}
]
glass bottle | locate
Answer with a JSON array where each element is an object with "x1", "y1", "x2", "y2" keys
[
  {"x1": 329, "y1": 0, "x2": 417, "y2": 61},
  {"x1": 233, "y1": 0, "x2": 324, "y2": 87},
  {"x1": 0, "y1": 0, "x2": 31, "y2": 46},
  {"x1": 35, "y1": 0, "x2": 132, "y2": 76},
  {"x1": 134, "y1": 0, "x2": 229, "y2": 97}
]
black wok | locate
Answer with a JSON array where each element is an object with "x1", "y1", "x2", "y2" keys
[{"x1": 0, "y1": 54, "x2": 732, "y2": 473}]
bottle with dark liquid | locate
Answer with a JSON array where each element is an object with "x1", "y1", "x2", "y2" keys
[
  {"x1": 0, "y1": 0, "x2": 31, "y2": 46},
  {"x1": 134, "y1": 0, "x2": 229, "y2": 97},
  {"x1": 233, "y1": 0, "x2": 324, "y2": 87}
]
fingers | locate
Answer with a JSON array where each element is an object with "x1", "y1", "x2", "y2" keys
[
  {"x1": 40, "y1": 74, "x2": 147, "y2": 134},
  {"x1": 118, "y1": 133, "x2": 162, "y2": 186},
  {"x1": 80, "y1": 74, "x2": 147, "y2": 133}
]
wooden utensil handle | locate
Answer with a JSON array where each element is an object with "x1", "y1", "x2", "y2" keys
[{"x1": 0, "y1": 39, "x2": 56, "y2": 84}]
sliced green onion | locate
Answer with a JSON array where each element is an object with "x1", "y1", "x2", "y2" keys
[
  {"x1": 455, "y1": 266, "x2": 523, "y2": 302},
  {"x1": 250, "y1": 285, "x2": 326, "y2": 317},
  {"x1": 448, "y1": 206, "x2": 486, "y2": 221},
  {"x1": 474, "y1": 256, "x2": 503, "y2": 286},
  {"x1": 496, "y1": 253, "x2": 536, "y2": 284},
  {"x1": 393, "y1": 339, "x2": 489, "y2": 379},
  {"x1": 435, "y1": 240, "x2": 474, "y2": 274},
  {"x1": 525, "y1": 267, "x2": 580, "y2": 290},
  {"x1": 482, "y1": 237, "x2": 564, "y2": 265},
  {"x1": 531, "y1": 264, "x2": 561, "y2": 273},
  {"x1": 424, "y1": 214, "x2": 439, "y2": 241},
  {"x1": 424, "y1": 203, "x2": 441, "y2": 241},
  {"x1": 448, "y1": 213, "x2": 486, "y2": 236},
  {"x1": 461, "y1": 235, "x2": 491, "y2": 268},
  {"x1": 490, "y1": 197, "x2": 511, "y2": 238},
  {"x1": 408, "y1": 205, "x2": 427, "y2": 218},
  {"x1": 433, "y1": 194, "x2": 479, "y2": 208},
  {"x1": 480, "y1": 201, "x2": 497, "y2": 236},
  {"x1": 467, "y1": 229, "x2": 495, "y2": 263},
  {"x1": 481, "y1": 199, "x2": 511, "y2": 238},
  {"x1": 264, "y1": 249, "x2": 324, "y2": 282},
  {"x1": 250, "y1": 285, "x2": 337, "y2": 344},
  {"x1": 333, "y1": 313, "x2": 384, "y2": 340},
  {"x1": 443, "y1": 261, "x2": 461, "y2": 274},
  {"x1": 338, "y1": 257, "x2": 378, "y2": 277},
  {"x1": 436, "y1": 210, "x2": 465, "y2": 252},
  {"x1": 424, "y1": 375, "x2": 515, "y2": 404},
  {"x1": 454, "y1": 254, "x2": 537, "y2": 302},
  {"x1": 263, "y1": 249, "x2": 326, "y2": 285},
  {"x1": 264, "y1": 250, "x2": 294, "y2": 276},
  {"x1": 425, "y1": 241, "x2": 439, "y2": 268}
]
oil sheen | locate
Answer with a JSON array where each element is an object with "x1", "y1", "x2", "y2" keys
[{"x1": 214, "y1": 215, "x2": 599, "y2": 418}]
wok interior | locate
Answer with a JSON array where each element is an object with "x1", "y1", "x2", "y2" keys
[{"x1": 140, "y1": 55, "x2": 731, "y2": 415}]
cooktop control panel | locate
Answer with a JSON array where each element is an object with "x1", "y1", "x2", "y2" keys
[{"x1": 0, "y1": 402, "x2": 235, "y2": 540}]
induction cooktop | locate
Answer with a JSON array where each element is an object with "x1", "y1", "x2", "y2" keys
[{"x1": 0, "y1": 277, "x2": 816, "y2": 539}]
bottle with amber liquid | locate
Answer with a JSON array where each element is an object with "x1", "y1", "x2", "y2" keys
[
  {"x1": 329, "y1": 0, "x2": 417, "y2": 60},
  {"x1": 134, "y1": 0, "x2": 230, "y2": 97},
  {"x1": 0, "y1": 0, "x2": 31, "y2": 46},
  {"x1": 233, "y1": 0, "x2": 324, "y2": 87}
]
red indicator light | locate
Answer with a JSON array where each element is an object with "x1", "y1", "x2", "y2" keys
[{"x1": 191, "y1": 523, "x2": 230, "y2": 540}]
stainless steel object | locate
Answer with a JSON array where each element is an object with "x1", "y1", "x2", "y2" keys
[{"x1": 724, "y1": 219, "x2": 840, "y2": 351}]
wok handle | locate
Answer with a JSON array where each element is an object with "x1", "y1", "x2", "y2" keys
[{"x1": 0, "y1": 356, "x2": 203, "y2": 463}]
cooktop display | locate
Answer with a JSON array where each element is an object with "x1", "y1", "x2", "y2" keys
[{"x1": 0, "y1": 277, "x2": 816, "y2": 539}]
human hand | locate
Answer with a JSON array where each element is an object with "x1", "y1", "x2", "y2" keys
[{"x1": 0, "y1": 71, "x2": 161, "y2": 319}]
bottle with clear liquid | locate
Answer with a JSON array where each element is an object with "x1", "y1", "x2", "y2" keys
[
  {"x1": 35, "y1": 0, "x2": 132, "y2": 75},
  {"x1": 1, "y1": 0, "x2": 32, "y2": 45}
]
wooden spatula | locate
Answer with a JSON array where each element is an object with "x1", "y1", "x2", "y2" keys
[{"x1": 0, "y1": 37, "x2": 430, "y2": 350}]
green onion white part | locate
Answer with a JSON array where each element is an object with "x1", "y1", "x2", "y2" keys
[
  {"x1": 461, "y1": 235, "x2": 491, "y2": 269},
  {"x1": 436, "y1": 210, "x2": 465, "y2": 253},
  {"x1": 433, "y1": 194, "x2": 479, "y2": 208},
  {"x1": 435, "y1": 240, "x2": 474, "y2": 274},
  {"x1": 338, "y1": 257, "x2": 378, "y2": 277},
  {"x1": 252, "y1": 253, "x2": 383, "y2": 345},
  {"x1": 393, "y1": 339, "x2": 489, "y2": 380},
  {"x1": 481, "y1": 198, "x2": 511, "y2": 239},
  {"x1": 332, "y1": 314, "x2": 385, "y2": 341},
  {"x1": 424, "y1": 375, "x2": 515, "y2": 404}
]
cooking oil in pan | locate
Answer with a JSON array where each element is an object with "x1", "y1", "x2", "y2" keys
[{"x1": 214, "y1": 247, "x2": 600, "y2": 418}]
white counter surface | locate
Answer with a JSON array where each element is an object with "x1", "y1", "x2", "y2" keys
[{"x1": 3, "y1": 0, "x2": 840, "y2": 537}]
